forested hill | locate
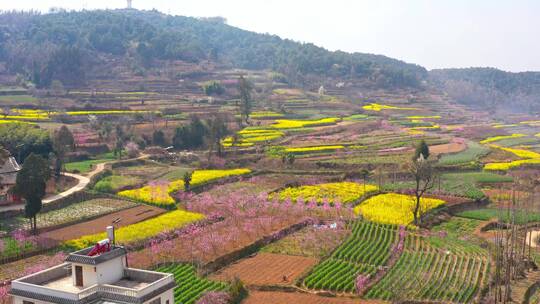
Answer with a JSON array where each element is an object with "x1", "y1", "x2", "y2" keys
[
  {"x1": 0, "y1": 9, "x2": 427, "y2": 89},
  {"x1": 430, "y1": 68, "x2": 540, "y2": 111}
]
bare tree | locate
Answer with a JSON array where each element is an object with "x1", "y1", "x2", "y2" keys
[{"x1": 408, "y1": 154, "x2": 436, "y2": 225}]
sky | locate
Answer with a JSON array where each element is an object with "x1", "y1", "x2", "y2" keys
[{"x1": 1, "y1": 0, "x2": 539, "y2": 72}]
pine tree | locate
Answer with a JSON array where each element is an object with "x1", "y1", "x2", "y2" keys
[
  {"x1": 52, "y1": 125, "x2": 75, "y2": 176},
  {"x1": 13, "y1": 153, "x2": 50, "y2": 234},
  {"x1": 413, "y1": 140, "x2": 430, "y2": 160},
  {"x1": 238, "y1": 75, "x2": 253, "y2": 124}
]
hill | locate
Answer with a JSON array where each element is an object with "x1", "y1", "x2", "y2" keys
[
  {"x1": 0, "y1": 9, "x2": 427, "y2": 89},
  {"x1": 430, "y1": 67, "x2": 540, "y2": 112}
]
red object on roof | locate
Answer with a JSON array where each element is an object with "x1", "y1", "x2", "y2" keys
[{"x1": 88, "y1": 239, "x2": 111, "y2": 256}]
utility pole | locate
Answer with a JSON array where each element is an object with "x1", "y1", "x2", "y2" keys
[{"x1": 127, "y1": 0, "x2": 133, "y2": 9}]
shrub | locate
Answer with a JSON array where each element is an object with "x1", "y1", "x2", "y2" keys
[{"x1": 202, "y1": 81, "x2": 225, "y2": 95}]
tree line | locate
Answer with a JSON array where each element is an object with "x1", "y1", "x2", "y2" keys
[{"x1": 0, "y1": 9, "x2": 427, "y2": 89}]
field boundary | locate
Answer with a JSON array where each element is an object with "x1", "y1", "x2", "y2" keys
[{"x1": 201, "y1": 218, "x2": 315, "y2": 275}]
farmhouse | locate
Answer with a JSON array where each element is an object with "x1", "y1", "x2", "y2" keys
[
  {"x1": 0, "y1": 156, "x2": 21, "y2": 202},
  {"x1": 9, "y1": 228, "x2": 175, "y2": 304}
]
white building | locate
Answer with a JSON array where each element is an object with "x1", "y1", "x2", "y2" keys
[{"x1": 9, "y1": 239, "x2": 175, "y2": 304}]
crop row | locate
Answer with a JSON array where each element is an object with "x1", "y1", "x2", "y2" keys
[
  {"x1": 332, "y1": 221, "x2": 397, "y2": 265},
  {"x1": 365, "y1": 250, "x2": 489, "y2": 303},
  {"x1": 301, "y1": 221, "x2": 397, "y2": 293},
  {"x1": 405, "y1": 233, "x2": 488, "y2": 257},
  {"x1": 438, "y1": 141, "x2": 490, "y2": 166},
  {"x1": 303, "y1": 259, "x2": 376, "y2": 292},
  {"x1": 156, "y1": 264, "x2": 229, "y2": 304}
]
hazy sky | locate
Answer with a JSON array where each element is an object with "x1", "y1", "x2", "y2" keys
[{"x1": 1, "y1": 0, "x2": 539, "y2": 72}]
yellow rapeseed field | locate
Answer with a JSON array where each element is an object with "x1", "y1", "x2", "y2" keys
[
  {"x1": 271, "y1": 118, "x2": 339, "y2": 129},
  {"x1": 222, "y1": 129, "x2": 284, "y2": 147},
  {"x1": 284, "y1": 145, "x2": 345, "y2": 154},
  {"x1": 274, "y1": 182, "x2": 378, "y2": 204},
  {"x1": 484, "y1": 144, "x2": 540, "y2": 171},
  {"x1": 480, "y1": 134, "x2": 526, "y2": 144},
  {"x1": 362, "y1": 103, "x2": 418, "y2": 111},
  {"x1": 64, "y1": 210, "x2": 204, "y2": 249},
  {"x1": 118, "y1": 168, "x2": 251, "y2": 207},
  {"x1": 354, "y1": 193, "x2": 445, "y2": 226}
]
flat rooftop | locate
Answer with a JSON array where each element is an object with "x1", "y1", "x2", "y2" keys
[
  {"x1": 111, "y1": 279, "x2": 150, "y2": 290},
  {"x1": 41, "y1": 273, "x2": 83, "y2": 293}
]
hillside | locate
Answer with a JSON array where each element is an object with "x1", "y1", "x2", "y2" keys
[
  {"x1": 0, "y1": 9, "x2": 426, "y2": 90},
  {"x1": 430, "y1": 67, "x2": 540, "y2": 112}
]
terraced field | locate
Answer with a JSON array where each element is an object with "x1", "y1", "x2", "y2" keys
[
  {"x1": 300, "y1": 220, "x2": 489, "y2": 303},
  {"x1": 366, "y1": 235, "x2": 490, "y2": 302},
  {"x1": 156, "y1": 264, "x2": 229, "y2": 304},
  {"x1": 302, "y1": 221, "x2": 397, "y2": 293}
]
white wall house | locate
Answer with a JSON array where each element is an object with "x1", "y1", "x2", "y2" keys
[{"x1": 9, "y1": 240, "x2": 175, "y2": 304}]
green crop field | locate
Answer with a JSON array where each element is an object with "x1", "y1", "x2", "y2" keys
[
  {"x1": 302, "y1": 221, "x2": 397, "y2": 293},
  {"x1": 156, "y1": 264, "x2": 229, "y2": 304},
  {"x1": 383, "y1": 171, "x2": 513, "y2": 199},
  {"x1": 438, "y1": 141, "x2": 490, "y2": 166}
]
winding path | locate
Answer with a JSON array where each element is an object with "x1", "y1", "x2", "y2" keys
[
  {"x1": 0, "y1": 154, "x2": 152, "y2": 213},
  {"x1": 0, "y1": 161, "x2": 111, "y2": 213},
  {"x1": 42, "y1": 163, "x2": 106, "y2": 204}
]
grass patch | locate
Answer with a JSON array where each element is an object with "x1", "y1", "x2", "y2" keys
[
  {"x1": 65, "y1": 152, "x2": 116, "y2": 173},
  {"x1": 494, "y1": 137, "x2": 539, "y2": 147},
  {"x1": 0, "y1": 95, "x2": 37, "y2": 104},
  {"x1": 456, "y1": 208, "x2": 540, "y2": 224},
  {"x1": 344, "y1": 114, "x2": 370, "y2": 121},
  {"x1": 438, "y1": 141, "x2": 490, "y2": 165},
  {"x1": 162, "y1": 167, "x2": 194, "y2": 181},
  {"x1": 431, "y1": 217, "x2": 480, "y2": 237},
  {"x1": 94, "y1": 175, "x2": 142, "y2": 193}
]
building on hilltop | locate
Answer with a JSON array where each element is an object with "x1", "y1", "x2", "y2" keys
[{"x1": 9, "y1": 227, "x2": 175, "y2": 304}]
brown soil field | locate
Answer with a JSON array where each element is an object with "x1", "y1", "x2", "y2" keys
[
  {"x1": 473, "y1": 220, "x2": 498, "y2": 242},
  {"x1": 430, "y1": 141, "x2": 467, "y2": 155},
  {"x1": 243, "y1": 291, "x2": 376, "y2": 304},
  {"x1": 210, "y1": 253, "x2": 318, "y2": 286},
  {"x1": 41, "y1": 205, "x2": 165, "y2": 241}
]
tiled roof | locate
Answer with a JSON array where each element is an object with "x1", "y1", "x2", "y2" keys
[{"x1": 0, "y1": 157, "x2": 20, "y2": 174}]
